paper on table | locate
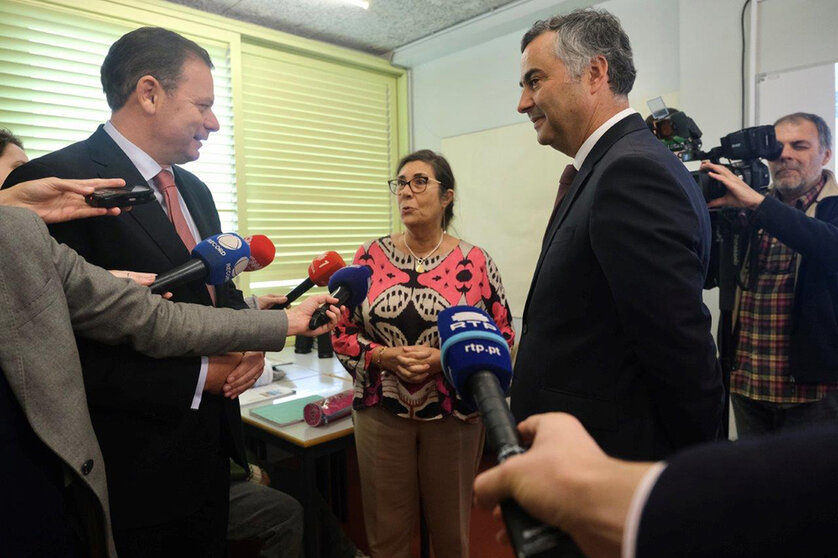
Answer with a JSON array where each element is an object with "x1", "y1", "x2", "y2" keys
[{"x1": 239, "y1": 383, "x2": 296, "y2": 407}]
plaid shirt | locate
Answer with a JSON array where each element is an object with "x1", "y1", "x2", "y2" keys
[{"x1": 731, "y1": 175, "x2": 838, "y2": 403}]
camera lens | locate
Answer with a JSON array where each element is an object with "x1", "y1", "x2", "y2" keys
[{"x1": 691, "y1": 170, "x2": 726, "y2": 203}]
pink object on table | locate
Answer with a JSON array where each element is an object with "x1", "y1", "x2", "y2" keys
[{"x1": 304, "y1": 389, "x2": 354, "y2": 426}]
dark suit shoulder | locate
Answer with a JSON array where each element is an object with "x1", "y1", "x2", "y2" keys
[
  {"x1": 638, "y1": 426, "x2": 838, "y2": 557},
  {"x1": 6, "y1": 139, "x2": 93, "y2": 185}
]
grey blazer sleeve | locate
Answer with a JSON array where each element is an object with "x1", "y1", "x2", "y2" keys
[{"x1": 15, "y1": 208, "x2": 290, "y2": 356}]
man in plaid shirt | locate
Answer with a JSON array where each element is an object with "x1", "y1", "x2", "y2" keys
[{"x1": 702, "y1": 112, "x2": 838, "y2": 436}]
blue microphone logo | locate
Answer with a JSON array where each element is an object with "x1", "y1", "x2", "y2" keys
[
  {"x1": 193, "y1": 232, "x2": 251, "y2": 285},
  {"x1": 439, "y1": 306, "x2": 512, "y2": 411}
]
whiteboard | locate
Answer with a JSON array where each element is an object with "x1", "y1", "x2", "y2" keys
[{"x1": 441, "y1": 121, "x2": 569, "y2": 318}]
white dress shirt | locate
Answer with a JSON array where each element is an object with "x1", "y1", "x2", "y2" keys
[
  {"x1": 622, "y1": 461, "x2": 667, "y2": 558},
  {"x1": 103, "y1": 121, "x2": 209, "y2": 409},
  {"x1": 573, "y1": 107, "x2": 637, "y2": 170}
]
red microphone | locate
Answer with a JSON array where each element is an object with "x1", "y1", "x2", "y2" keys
[
  {"x1": 244, "y1": 234, "x2": 276, "y2": 271},
  {"x1": 273, "y1": 250, "x2": 346, "y2": 309}
]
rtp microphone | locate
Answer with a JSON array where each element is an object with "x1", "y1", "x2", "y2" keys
[
  {"x1": 438, "y1": 306, "x2": 576, "y2": 558},
  {"x1": 308, "y1": 264, "x2": 372, "y2": 329},
  {"x1": 273, "y1": 251, "x2": 346, "y2": 309},
  {"x1": 244, "y1": 234, "x2": 276, "y2": 271},
  {"x1": 150, "y1": 233, "x2": 251, "y2": 294}
]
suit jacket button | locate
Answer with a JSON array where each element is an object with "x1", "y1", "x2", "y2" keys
[
  {"x1": 522, "y1": 324, "x2": 528, "y2": 335},
  {"x1": 81, "y1": 459, "x2": 94, "y2": 476}
]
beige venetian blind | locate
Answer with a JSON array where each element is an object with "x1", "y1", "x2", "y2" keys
[
  {"x1": 239, "y1": 41, "x2": 398, "y2": 295},
  {"x1": 0, "y1": 0, "x2": 238, "y2": 231}
]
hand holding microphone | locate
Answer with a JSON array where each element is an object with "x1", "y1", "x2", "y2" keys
[
  {"x1": 286, "y1": 294, "x2": 341, "y2": 336},
  {"x1": 308, "y1": 265, "x2": 372, "y2": 330},
  {"x1": 438, "y1": 306, "x2": 576, "y2": 558}
]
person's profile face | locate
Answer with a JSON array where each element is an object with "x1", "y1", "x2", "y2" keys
[
  {"x1": 0, "y1": 142, "x2": 28, "y2": 184},
  {"x1": 517, "y1": 31, "x2": 587, "y2": 156},
  {"x1": 152, "y1": 57, "x2": 220, "y2": 166},
  {"x1": 768, "y1": 119, "x2": 832, "y2": 200}
]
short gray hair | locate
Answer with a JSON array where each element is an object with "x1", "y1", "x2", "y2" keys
[
  {"x1": 774, "y1": 112, "x2": 833, "y2": 153},
  {"x1": 521, "y1": 8, "x2": 636, "y2": 97}
]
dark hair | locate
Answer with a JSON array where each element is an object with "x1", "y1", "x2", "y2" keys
[
  {"x1": 101, "y1": 27, "x2": 213, "y2": 111},
  {"x1": 521, "y1": 8, "x2": 636, "y2": 96},
  {"x1": 0, "y1": 128, "x2": 23, "y2": 155},
  {"x1": 396, "y1": 149, "x2": 455, "y2": 230},
  {"x1": 774, "y1": 112, "x2": 833, "y2": 153}
]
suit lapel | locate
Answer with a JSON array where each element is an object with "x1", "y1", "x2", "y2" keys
[
  {"x1": 86, "y1": 127, "x2": 189, "y2": 267},
  {"x1": 522, "y1": 114, "x2": 648, "y2": 323}
]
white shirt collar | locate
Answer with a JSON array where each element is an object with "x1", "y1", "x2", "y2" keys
[
  {"x1": 103, "y1": 121, "x2": 168, "y2": 183},
  {"x1": 573, "y1": 107, "x2": 637, "y2": 170}
]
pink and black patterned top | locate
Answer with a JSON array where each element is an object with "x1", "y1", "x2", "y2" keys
[{"x1": 333, "y1": 236, "x2": 514, "y2": 421}]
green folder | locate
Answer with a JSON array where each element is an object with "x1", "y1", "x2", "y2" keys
[{"x1": 251, "y1": 395, "x2": 323, "y2": 427}]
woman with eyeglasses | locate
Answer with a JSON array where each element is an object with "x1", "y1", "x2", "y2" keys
[{"x1": 333, "y1": 149, "x2": 514, "y2": 558}]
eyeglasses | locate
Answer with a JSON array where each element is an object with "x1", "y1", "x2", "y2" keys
[{"x1": 387, "y1": 175, "x2": 442, "y2": 195}]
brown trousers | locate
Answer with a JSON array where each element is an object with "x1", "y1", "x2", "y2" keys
[{"x1": 353, "y1": 407, "x2": 484, "y2": 558}]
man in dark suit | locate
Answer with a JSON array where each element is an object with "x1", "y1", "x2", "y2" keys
[
  {"x1": 473, "y1": 412, "x2": 838, "y2": 558},
  {"x1": 3, "y1": 27, "x2": 261, "y2": 557},
  {"x1": 509, "y1": 9, "x2": 723, "y2": 461}
]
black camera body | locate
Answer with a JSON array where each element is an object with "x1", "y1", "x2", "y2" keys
[
  {"x1": 645, "y1": 98, "x2": 783, "y2": 203},
  {"x1": 691, "y1": 125, "x2": 783, "y2": 202},
  {"x1": 692, "y1": 157, "x2": 771, "y2": 202}
]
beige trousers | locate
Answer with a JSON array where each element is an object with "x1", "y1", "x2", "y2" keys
[{"x1": 353, "y1": 406, "x2": 485, "y2": 558}]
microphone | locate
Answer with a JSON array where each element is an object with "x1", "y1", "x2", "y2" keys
[
  {"x1": 438, "y1": 306, "x2": 576, "y2": 558},
  {"x1": 244, "y1": 234, "x2": 276, "y2": 271},
  {"x1": 273, "y1": 251, "x2": 346, "y2": 309},
  {"x1": 308, "y1": 264, "x2": 372, "y2": 330},
  {"x1": 150, "y1": 233, "x2": 251, "y2": 294}
]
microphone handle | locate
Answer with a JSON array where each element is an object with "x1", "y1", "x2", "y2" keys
[
  {"x1": 272, "y1": 277, "x2": 315, "y2": 309},
  {"x1": 150, "y1": 259, "x2": 207, "y2": 294},
  {"x1": 467, "y1": 371, "x2": 578, "y2": 558},
  {"x1": 308, "y1": 285, "x2": 350, "y2": 329}
]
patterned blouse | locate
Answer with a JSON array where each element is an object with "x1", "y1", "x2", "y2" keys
[{"x1": 333, "y1": 236, "x2": 514, "y2": 421}]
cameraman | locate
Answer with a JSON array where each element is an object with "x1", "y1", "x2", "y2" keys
[{"x1": 703, "y1": 112, "x2": 838, "y2": 436}]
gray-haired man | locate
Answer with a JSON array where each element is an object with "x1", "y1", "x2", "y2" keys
[
  {"x1": 703, "y1": 112, "x2": 838, "y2": 436},
  {"x1": 510, "y1": 9, "x2": 724, "y2": 463}
]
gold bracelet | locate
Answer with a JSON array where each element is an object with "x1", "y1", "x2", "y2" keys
[{"x1": 375, "y1": 346, "x2": 386, "y2": 369}]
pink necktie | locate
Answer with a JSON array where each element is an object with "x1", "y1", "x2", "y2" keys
[
  {"x1": 152, "y1": 170, "x2": 216, "y2": 305},
  {"x1": 153, "y1": 170, "x2": 196, "y2": 252},
  {"x1": 554, "y1": 163, "x2": 578, "y2": 208}
]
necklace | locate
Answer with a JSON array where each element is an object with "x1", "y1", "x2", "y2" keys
[{"x1": 403, "y1": 230, "x2": 444, "y2": 273}]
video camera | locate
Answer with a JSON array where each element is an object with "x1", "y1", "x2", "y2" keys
[{"x1": 645, "y1": 97, "x2": 783, "y2": 202}]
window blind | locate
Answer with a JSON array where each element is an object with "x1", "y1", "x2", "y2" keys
[
  {"x1": 0, "y1": 0, "x2": 238, "y2": 231},
  {"x1": 240, "y1": 41, "x2": 398, "y2": 294}
]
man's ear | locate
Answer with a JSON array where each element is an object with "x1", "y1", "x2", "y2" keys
[
  {"x1": 586, "y1": 55, "x2": 609, "y2": 94},
  {"x1": 821, "y1": 147, "x2": 833, "y2": 168},
  {"x1": 135, "y1": 75, "x2": 161, "y2": 115}
]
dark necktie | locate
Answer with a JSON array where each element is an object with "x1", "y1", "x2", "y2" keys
[
  {"x1": 542, "y1": 163, "x2": 578, "y2": 243},
  {"x1": 554, "y1": 163, "x2": 578, "y2": 208}
]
